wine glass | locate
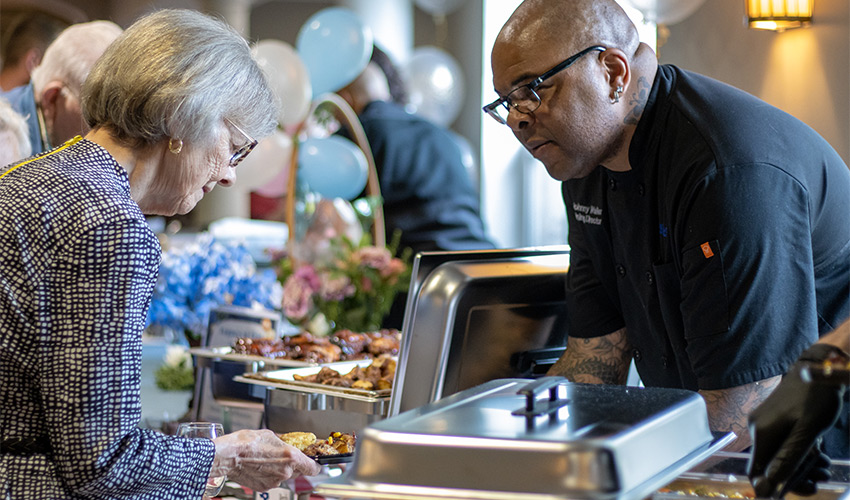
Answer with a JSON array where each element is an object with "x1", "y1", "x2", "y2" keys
[{"x1": 177, "y1": 422, "x2": 226, "y2": 498}]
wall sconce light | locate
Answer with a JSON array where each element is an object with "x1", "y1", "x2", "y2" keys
[{"x1": 747, "y1": 0, "x2": 814, "y2": 31}]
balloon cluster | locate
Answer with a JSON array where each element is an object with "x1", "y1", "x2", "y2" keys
[
  {"x1": 243, "y1": 6, "x2": 468, "y2": 201},
  {"x1": 244, "y1": 7, "x2": 373, "y2": 201}
]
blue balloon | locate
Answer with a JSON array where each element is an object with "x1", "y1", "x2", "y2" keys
[
  {"x1": 297, "y1": 136, "x2": 369, "y2": 200},
  {"x1": 296, "y1": 8, "x2": 373, "y2": 96}
]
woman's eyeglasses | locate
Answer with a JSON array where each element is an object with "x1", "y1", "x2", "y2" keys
[{"x1": 224, "y1": 118, "x2": 258, "y2": 167}]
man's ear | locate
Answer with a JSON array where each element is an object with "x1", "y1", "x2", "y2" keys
[
  {"x1": 38, "y1": 81, "x2": 64, "y2": 122},
  {"x1": 599, "y1": 48, "x2": 630, "y2": 97}
]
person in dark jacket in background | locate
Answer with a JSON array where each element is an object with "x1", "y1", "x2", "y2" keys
[{"x1": 337, "y1": 45, "x2": 495, "y2": 257}]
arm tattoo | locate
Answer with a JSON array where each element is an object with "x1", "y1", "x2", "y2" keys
[
  {"x1": 547, "y1": 328, "x2": 631, "y2": 384},
  {"x1": 700, "y1": 376, "x2": 782, "y2": 452},
  {"x1": 624, "y1": 76, "x2": 651, "y2": 126}
]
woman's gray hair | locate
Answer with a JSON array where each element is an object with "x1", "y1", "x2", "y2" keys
[{"x1": 81, "y1": 9, "x2": 279, "y2": 149}]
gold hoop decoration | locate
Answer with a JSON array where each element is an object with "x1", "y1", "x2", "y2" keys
[
  {"x1": 285, "y1": 93, "x2": 386, "y2": 248},
  {"x1": 168, "y1": 138, "x2": 183, "y2": 154}
]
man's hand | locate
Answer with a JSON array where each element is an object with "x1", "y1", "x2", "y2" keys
[{"x1": 747, "y1": 344, "x2": 847, "y2": 497}]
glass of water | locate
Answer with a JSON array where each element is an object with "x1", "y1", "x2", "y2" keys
[{"x1": 177, "y1": 422, "x2": 226, "y2": 498}]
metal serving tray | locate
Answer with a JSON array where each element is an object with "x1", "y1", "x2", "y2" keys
[
  {"x1": 235, "y1": 359, "x2": 392, "y2": 400},
  {"x1": 316, "y1": 378, "x2": 733, "y2": 500},
  {"x1": 236, "y1": 361, "x2": 392, "y2": 438},
  {"x1": 655, "y1": 452, "x2": 849, "y2": 500},
  {"x1": 189, "y1": 346, "x2": 319, "y2": 368}
]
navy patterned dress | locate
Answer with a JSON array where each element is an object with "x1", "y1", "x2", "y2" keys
[{"x1": 0, "y1": 137, "x2": 214, "y2": 499}]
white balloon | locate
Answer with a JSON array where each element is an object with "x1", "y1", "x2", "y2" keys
[
  {"x1": 414, "y1": 0, "x2": 468, "y2": 16},
  {"x1": 619, "y1": 0, "x2": 707, "y2": 25},
  {"x1": 252, "y1": 40, "x2": 312, "y2": 127},
  {"x1": 403, "y1": 46, "x2": 465, "y2": 127},
  {"x1": 236, "y1": 130, "x2": 294, "y2": 191},
  {"x1": 253, "y1": 160, "x2": 290, "y2": 198}
]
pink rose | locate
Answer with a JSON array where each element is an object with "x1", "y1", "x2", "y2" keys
[
  {"x1": 320, "y1": 274, "x2": 355, "y2": 301},
  {"x1": 292, "y1": 264, "x2": 321, "y2": 292},
  {"x1": 282, "y1": 274, "x2": 315, "y2": 320},
  {"x1": 353, "y1": 246, "x2": 392, "y2": 270},
  {"x1": 380, "y1": 258, "x2": 406, "y2": 279}
]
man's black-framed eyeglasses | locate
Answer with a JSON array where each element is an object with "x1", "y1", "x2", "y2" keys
[
  {"x1": 483, "y1": 45, "x2": 607, "y2": 125},
  {"x1": 225, "y1": 118, "x2": 258, "y2": 167}
]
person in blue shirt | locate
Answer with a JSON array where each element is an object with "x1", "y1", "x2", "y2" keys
[
  {"x1": 1, "y1": 19, "x2": 120, "y2": 157},
  {"x1": 0, "y1": 10, "x2": 68, "y2": 153},
  {"x1": 0, "y1": 10, "x2": 67, "y2": 92}
]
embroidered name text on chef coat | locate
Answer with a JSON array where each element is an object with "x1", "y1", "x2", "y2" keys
[{"x1": 573, "y1": 202, "x2": 603, "y2": 225}]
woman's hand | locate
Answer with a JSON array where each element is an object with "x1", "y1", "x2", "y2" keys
[{"x1": 212, "y1": 429, "x2": 323, "y2": 492}]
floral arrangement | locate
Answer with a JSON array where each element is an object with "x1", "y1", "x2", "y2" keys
[
  {"x1": 279, "y1": 233, "x2": 411, "y2": 335},
  {"x1": 154, "y1": 345, "x2": 194, "y2": 391},
  {"x1": 146, "y1": 233, "x2": 284, "y2": 342}
]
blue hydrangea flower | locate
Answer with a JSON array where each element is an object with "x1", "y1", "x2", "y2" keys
[{"x1": 146, "y1": 234, "x2": 283, "y2": 339}]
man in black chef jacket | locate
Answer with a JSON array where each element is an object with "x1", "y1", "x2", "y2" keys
[{"x1": 486, "y1": 0, "x2": 850, "y2": 457}]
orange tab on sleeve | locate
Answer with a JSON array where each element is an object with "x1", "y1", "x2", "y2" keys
[{"x1": 700, "y1": 242, "x2": 714, "y2": 259}]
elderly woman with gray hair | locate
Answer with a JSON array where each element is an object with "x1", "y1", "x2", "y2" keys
[{"x1": 0, "y1": 9, "x2": 321, "y2": 499}]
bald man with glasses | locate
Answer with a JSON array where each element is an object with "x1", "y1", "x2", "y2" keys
[{"x1": 487, "y1": 0, "x2": 850, "y2": 478}]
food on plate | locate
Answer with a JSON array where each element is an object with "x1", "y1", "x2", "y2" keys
[
  {"x1": 231, "y1": 332, "x2": 342, "y2": 363},
  {"x1": 364, "y1": 330, "x2": 401, "y2": 356},
  {"x1": 277, "y1": 431, "x2": 317, "y2": 451},
  {"x1": 292, "y1": 354, "x2": 396, "y2": 390},
  {"x1": 332, "y1": 329, "x2": 401, "y2": 359},
  {"x1": 230, "y1": 329, "x2": 400, "y2": 363},
  {"x1": 278, "y1": 431, "x2": 356, "y2": 457},
  {"x1": 657, "y1": 487, "x2": 754, "y2": 498}
]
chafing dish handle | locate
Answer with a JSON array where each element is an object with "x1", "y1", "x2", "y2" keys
[{"x1": 512, "y1": 376, "x2": 570, "y2": 429}]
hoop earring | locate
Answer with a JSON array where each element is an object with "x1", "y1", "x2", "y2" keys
[
  {"x1": 168, "y1": 138, "x2": 183, "y2": 154},
  {"x1": 610, "y1": 85, "x2": 623, "y2": 104}
]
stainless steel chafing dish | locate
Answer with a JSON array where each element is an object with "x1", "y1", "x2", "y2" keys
[
  {"x1": 236, "y1": 248, "x2": 572, "y2": 436},
  {"x1": 316, "y1": 377, "x2": 735, "y2": 500},
  {"x1": 656, "y1": 452, "x2": 849, "y2": 500},
  {"x1": 236, "y1": 360, "x2": 392, "y2": 437}
]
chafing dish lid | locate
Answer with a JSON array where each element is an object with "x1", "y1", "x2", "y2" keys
[
  {"x1": 386, "y1": 377, "x2": 706, "y2": 441},
  {"x1": 318, "y1": 377, "x2": 727, "y2": 500}
]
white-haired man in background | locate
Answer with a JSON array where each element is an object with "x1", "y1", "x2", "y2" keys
[{"x1": 14, "y1": 20, "x2": 122, "y2": 156}]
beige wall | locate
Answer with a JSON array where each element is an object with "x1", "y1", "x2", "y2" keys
[{"x1": 662, "y1": 0, "x2": 849, "y2": 164}]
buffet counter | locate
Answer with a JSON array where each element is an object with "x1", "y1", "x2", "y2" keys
[{"x1": 187, "y1": 249, "x2": 849, "y2": 500}]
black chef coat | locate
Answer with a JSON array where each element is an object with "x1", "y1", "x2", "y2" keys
[{"x1": 562, "y1": 64, "x2": 850, "y2": 456}]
